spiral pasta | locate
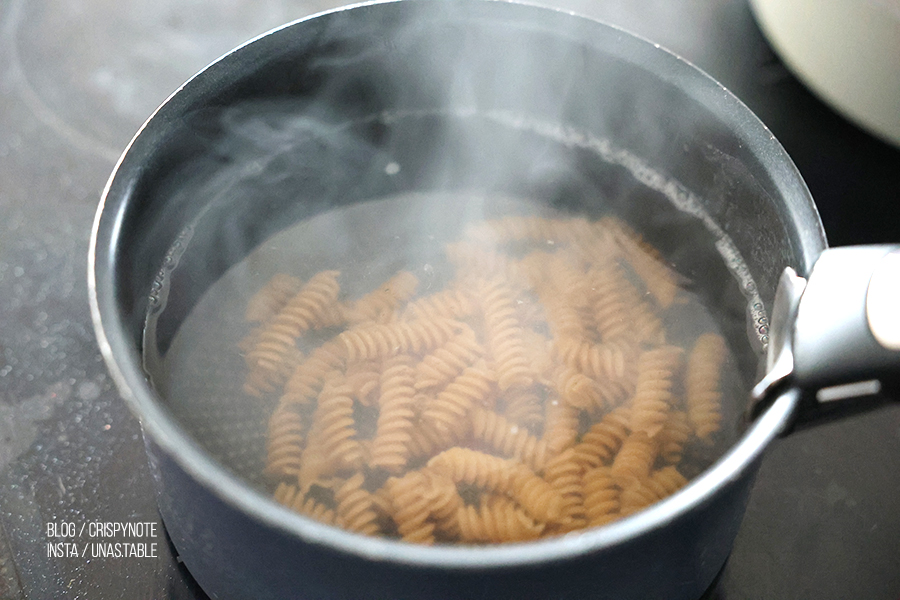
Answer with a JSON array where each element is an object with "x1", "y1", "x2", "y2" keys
[
  {"x1": 610, "y1": 432, "x2": 659, "y2": 487},
  {"x1": 656, "y1": 410, "x2": 691, "y2": 464},
  {"x1": 385, "y1": 469, "x2": 464, "y2": 544},
  {"x1": 274, "y1": 482, "x2": 337, "y2": 525},
  {"x1": 650, "y1": 465, "x2": 689, "y2": 496},
  {"x1": 582, "y1": 467, "x2": 620, "y2": 527},
  {"x1": 383, "y1": 471, "x2": 439, "y2": 544},
  {"x1": 419, "y1": 364, "x2": 496, "y2": 446},
  {"x1": 555, "y1": 366, "x2": 602, "y2": 411},
  {"x1": 479, "y1": 277, "x2": 534, "y2": 391},
  {"x1": 599, "y1": 217, "x2": 683, "y2": 309},
  {"x1": 555, "y1": 337, "x2": 635, "y2": 387},
  {"x1": 245, "y1": 273, "x2": 304, "y2": 324},
  {"x1": 501, "y1": 388, "x2": 545, "y2": 430},
  {"x1": 686, "y1": 333, "x2": 727, "y2": 440},
  {"x1": 247, "y1": 214, "x2": 737, "y2": 544},
  {"x1": 415, "y1": 325, "x2": 484, "y2": 391},
  {"x1": 619, "y1": 481, "x2": 662, "y2": 516},
  {"x1": 244, "y1": 270, "x2": 341, "y2": 395},
  {"x1": 426, "y1": 447, "x2": 519, "y2": 494},
  {"x1": 587, "y1": 264, "x2": 633, "y2": 343},
  {"x1": 521, "y1": 253, "x2": 589, "y2": 340},
  {"x1": 542, "y1": 448, "x2": 587, "y2": 531},
  {"x1": 571, "y1": 407, "x2": 631, "y2": 469},
  {"x1": 279, "y1": 338, "x2": 348, "y2": 406},
  {"x1": 264, "y1": 405, "x2": 305, "y2": 479},
  {"x1": 628, "y1": 346, "x2": 684, "y2": 438},
  {"x1": 335, "y1": 472, "x2": 381, "y2": 536},
  {"x1": 619, "y1": 467, "x2": 688, "y2": 516},
  {"x1": 370, "y1": 355, "x2": 418, "y2": 473},
  {"x1": 298, "y1": 375, "x2": 363, "y2": 491},
  {"x1": 508, "y1": 462, "x2": 566, "y2": 523},
  {"x1": 339, "y1": 317, "x2": 461, "y2": 362},
  {"x1": 345, "y1": 359, "x2": 381, "y2": 406},
  {"x1": 541, "y1": 398, "x2": 581, "y2": 456},
  {"x1": 471, "y1": 407, "x2": 549, "y2": 472},
  {"x1": 619, "y1": 279, "x2": 667, "y2": 347},
  {"x1": 456, "y1": 495, "x2": 545, "y2": 543}
]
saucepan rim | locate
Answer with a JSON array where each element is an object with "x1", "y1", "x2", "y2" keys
[{"x1": 87, "y1": 0, "x2": 825, "y2": 569}]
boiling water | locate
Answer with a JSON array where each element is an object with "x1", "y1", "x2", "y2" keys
[
  {"x1": 144, "y1": 190, "x2": 759, "y2": 499},
  {"x1": 140, "y1": 109, "x2": 769, "y2": 541}
]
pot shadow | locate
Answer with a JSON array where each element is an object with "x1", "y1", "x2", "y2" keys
[
  {"x1": 160, "y1": 524, "x2": 212, "y2": 600},
  {"x1": 697, "y1": 554, "x2": 730, "y2": 600}
]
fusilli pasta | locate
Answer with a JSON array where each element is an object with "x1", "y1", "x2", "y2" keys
[
  {"x1": 686, "y1": 333, "x2": 727, "y2": 440},
  {"x1": 245, "y1": 214, "x2": 736, "y2": 545}
]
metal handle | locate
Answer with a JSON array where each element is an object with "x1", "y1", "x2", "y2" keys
[
  {"x1": 749, "y1": 245, "x2": 900, "y2": 428},
  {"x1": 866, "y1": 248, "x2": 900, "y2": 352}
]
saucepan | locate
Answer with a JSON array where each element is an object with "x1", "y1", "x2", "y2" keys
[{"x1": 88, "y1": 1, "x2": 900, "y2": 599}]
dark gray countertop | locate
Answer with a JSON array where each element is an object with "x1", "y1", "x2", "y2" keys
[{"x1": 0, "y1": 0, "x2": 898, "y2": 598}]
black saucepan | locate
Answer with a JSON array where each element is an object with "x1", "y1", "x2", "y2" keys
[{"x1": 88, "y1": 2, "x2": 899, "y2": 599}]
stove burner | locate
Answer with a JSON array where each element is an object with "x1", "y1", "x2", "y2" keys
[{"x1": 3, "y1": 0, "x2": 333, "y2": 162}]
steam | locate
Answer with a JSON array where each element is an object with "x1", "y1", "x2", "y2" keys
[
  {"x1": 143, "y1": 0, "x2": 774, "y2": 369},
  {"x1": 139, "y1": 2, "x2": 771, "y2": 483}
]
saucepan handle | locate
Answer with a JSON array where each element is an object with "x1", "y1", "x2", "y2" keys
[{"x1": 750, "y1": 244, "x2": 900, "y2": 429}]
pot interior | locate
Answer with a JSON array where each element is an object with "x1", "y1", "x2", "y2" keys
[{"x1": 100, "y1": 0, "x2": 823, "y2": 545}]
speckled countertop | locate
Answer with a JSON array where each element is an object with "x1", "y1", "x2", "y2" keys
[{"x1": 0, "y1": 1, "x2": 898, "y2": 598}]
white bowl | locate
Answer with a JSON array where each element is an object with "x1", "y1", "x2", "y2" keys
[{"x1": 750, "y1": 0, "x2": 900, "y2": 147}]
